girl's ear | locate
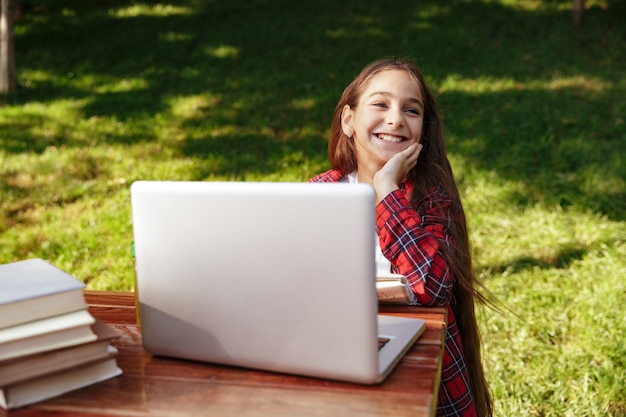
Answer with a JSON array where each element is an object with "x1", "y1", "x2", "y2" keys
[{"x1": 341, "y1": 104, "x2": 354, "y2": 138}]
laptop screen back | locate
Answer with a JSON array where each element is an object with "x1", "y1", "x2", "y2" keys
[{"x1": 131, "y1": 181, "x2": 383, "y2": 383}]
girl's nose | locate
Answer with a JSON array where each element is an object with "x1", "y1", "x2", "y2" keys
[{"x1": 386, "y1": 108, "x2": 404, "y2": 127}]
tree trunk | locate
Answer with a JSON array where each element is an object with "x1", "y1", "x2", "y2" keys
[
  {"x1": 572, "y1": 0, "x2": 585, "y2": 26},
  {"x1": 0, "y1": 0, "x2": 16, "y2": 94}
]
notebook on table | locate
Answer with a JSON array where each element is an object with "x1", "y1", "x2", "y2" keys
[{"x1": 130, "y1": 181, "x2": 425, "y2": 384}]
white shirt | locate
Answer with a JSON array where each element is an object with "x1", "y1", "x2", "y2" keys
[{"x1": 346, "y1": 172, "x2": 392, "y2": 274}]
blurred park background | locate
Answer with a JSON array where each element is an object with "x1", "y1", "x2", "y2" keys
[{"x1": 1, "y1": 0, "x2": 624, "y2": 415}]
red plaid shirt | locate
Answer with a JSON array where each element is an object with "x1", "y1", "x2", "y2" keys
[{"x1": 310, "y1": 169, "x2": 477, "y2": 417}]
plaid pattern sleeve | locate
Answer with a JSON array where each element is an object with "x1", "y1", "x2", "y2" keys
[
  {"x1": 308, "y1": 169, "x2": 344, "y2": 183},
  {"x1": 309, "y1": 172, "x2": 477, "y2": 416},
  {"x1": 376, "y1": 187, "x2": 453, "y2": 306},
  {"x1": 376, "y1": 188, "x2": 477, "y2": 417}
]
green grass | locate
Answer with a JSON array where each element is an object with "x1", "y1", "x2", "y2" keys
[{"x1": 1, "y1": 0, "x2": 625, "y2": 415}]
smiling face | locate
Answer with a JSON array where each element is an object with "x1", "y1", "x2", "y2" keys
[{"x1": 341, "y1": 69, "x2": 424, "y2": 178}]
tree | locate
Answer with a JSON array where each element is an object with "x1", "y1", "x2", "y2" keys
[
  {"x1": 572, "y1": 0, "x2": 585, "y2": 25},
  {"x1": 0, "y1": 0, "x2": 16, "y2": 94}
]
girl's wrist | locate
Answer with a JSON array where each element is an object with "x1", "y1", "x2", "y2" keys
[{"x1": 374, "y1": 182, "x2": 399, "y2": 204}]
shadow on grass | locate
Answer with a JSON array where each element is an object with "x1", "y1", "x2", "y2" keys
[
  {"x1": 487, "y1": 245, "x2": 588, "y2": 275},
  {"x1": 182, "y1": 133, "x2": 327, "y2": 179},
  {"x1": 1, "y1": 0, "x2": 625, "y2": 220}
]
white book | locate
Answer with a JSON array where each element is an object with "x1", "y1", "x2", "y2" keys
[
  {"x1": 376, "y1": 273, "x2": 417, "y2": 305},
  {"x1": 0, "y1": 310, "x2": 97, "y2": 361},
  {"x1": 0, "y1": 319, "x2": 119, "y2": 386},
  {"x1": 0, "y1": 358, "x2": 123, "y2": 410},
  {"x1": 0, "y1": 258, "x2": 88, "y2": 329}
]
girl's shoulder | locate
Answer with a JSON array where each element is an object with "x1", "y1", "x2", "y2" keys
[
  {"x1": 409, "y1": 183, "x2": 450, "y2": 206},
  {"x1": 308, "y1": 169, "x2": 344, "y2": 183}
]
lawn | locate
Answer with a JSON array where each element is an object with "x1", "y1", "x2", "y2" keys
[{"x1": 1, "y1": 0, "x2": 625, "y2": 415}]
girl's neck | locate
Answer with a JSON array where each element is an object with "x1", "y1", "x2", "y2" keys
[{"x1": 356, "y1": 163, "x2": 380, "y2": 186}]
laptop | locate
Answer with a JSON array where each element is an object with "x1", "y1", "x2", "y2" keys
[{"x1": 130, "y1": 181, "x2": 425, "y2": 384}]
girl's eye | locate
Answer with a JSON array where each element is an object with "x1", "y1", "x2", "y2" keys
[
  {"x1": 372, "y1": 102, "x2": 387, "y2": 108},
  {"x1": 405, "y1": 108, "x2": 420, "y2": 115}
]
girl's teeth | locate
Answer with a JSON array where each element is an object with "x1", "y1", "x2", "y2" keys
[{"x1": 377, "y1": 134, "x2": 403, "y2": 142}]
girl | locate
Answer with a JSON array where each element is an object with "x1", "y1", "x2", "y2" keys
[{"x1": 310, "y1": 59, "x2": 493, "y2": 417}]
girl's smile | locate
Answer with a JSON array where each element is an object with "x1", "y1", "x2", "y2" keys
[{"x1": 375, "y1": 133, "x2": 407, "y2": 143}]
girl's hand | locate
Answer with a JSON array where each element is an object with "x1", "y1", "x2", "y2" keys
[{"x1": 372, "y1": 143, "x2": 422, "y2": 203}]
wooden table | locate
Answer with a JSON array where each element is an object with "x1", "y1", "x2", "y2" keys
[{"x1": 5, "y1": 291, "x2": 447, "y2": 417}]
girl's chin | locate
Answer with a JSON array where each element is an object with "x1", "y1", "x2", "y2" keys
[
  {"x1": 375, "y1": 154, "x2": 400, "y2": 166},
  {"x1": 377, "y1": 145, "x2": 411, "y2": 160}
]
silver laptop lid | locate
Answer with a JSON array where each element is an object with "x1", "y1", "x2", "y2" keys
[{"x1": 131, "y1": 181, "x2": 382, "y2": 383}]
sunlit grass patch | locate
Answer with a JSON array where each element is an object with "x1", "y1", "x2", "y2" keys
[
  {"x1": 2, "y1": 0, "x2": 625, "y2": 415},
  {"x1": 110, "y1": 3, "x2": 194, "y2": 18}
]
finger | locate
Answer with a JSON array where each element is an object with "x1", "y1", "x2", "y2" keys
[
  {"x1": 406, "y1": 144, "x2": 422, "y2": 171},
  {"x1": 405, "y1": 143, "x2": 421, "y2": 163},
  {"x1": 404, "y1": 142, "x2": 419, "y2": 155}
]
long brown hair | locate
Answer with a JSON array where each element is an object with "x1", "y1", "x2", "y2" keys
[{"x1": 329, "y1": 59, "x2": 493, "y2": 416}]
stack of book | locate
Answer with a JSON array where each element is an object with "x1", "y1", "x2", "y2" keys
[
  {"x1": 0, "y1": 258, "x2": 122, "y2": 410},
  {"x1": 376, "y1": 273, "x2": 417, "y2": 305}
]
